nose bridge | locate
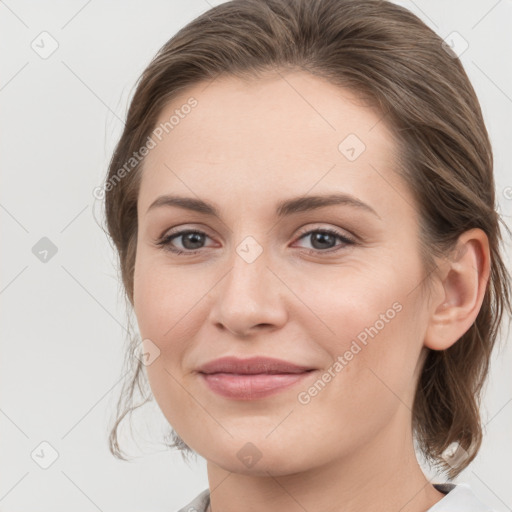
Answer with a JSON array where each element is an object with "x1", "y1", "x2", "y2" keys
[
  {"x1": 209, "y1": 238, "x2": 287, "y2": 335},
  {"x1": 223, "y1": 241, "x2": 271, "y2": 306}
]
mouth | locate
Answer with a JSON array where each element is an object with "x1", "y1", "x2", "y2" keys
[
  {"x1": 197, "y1": 355, "x2": 315, "y2": 375},
  {"x1": 197, "y1": 356, "x2": 317, "y2": 400}
]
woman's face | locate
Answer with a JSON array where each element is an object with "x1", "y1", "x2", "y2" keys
[{"x1": 133, "y1": 71, "x2": 433, "y2": 475}]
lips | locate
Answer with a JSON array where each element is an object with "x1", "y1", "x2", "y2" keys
[
  {"x1": 197, "y1": 356, "x2": 316, "y2": 400},
  {"x1": 197, "y1": 356, "x2": 315, "y2": 375}
]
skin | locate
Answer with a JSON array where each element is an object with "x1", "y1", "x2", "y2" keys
[{"x1": 133, "y1": 70, "x2": 490, "y2": 512}]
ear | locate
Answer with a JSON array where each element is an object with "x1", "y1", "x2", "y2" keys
[{"x1": 424, "y1": 228, "x2": 491, "y2": 351}]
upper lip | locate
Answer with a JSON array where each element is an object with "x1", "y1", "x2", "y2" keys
[{"x1": 197, "y1": 356, "x2": 315, "y2": 375}]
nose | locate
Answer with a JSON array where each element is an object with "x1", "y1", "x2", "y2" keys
[{"x1": 207, "y1": 248, "x2": 288, "y2": 337}]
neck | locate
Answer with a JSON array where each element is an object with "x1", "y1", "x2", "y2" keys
[{"x1": 205, "y1": 410, "x2": 445, "y2": 512}]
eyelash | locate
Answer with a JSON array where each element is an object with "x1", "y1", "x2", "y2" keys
[{"x1": 155, "y1": 227, "x2": 356, "y2": 256}]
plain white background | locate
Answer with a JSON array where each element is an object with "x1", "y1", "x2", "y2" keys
[{"x1": 1, "y1": 1, "x2": 511, "y2": 511}]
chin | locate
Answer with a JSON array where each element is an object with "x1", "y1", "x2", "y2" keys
[{"x1": 199, "y1": 437, "x2": 314, "y2": 476}]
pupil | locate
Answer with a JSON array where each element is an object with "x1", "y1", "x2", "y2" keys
[
  {"x1": 312, "y1": 232, "x2": 334, "y2": 249},
  {"x1": 183, "y1": 232, "x2": 204, "y2": 249}
]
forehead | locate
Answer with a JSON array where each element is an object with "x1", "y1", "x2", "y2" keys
[{"x1": 138, "y1": 71, "x2": 409, "y2": 218}]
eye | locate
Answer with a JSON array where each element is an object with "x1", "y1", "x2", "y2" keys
[
  {"x1": 293, "y1": 227, "x2": 356, "y2": 254},
  {"x1": 156, "y1": 229, "x2": 214, "y2": 255}
]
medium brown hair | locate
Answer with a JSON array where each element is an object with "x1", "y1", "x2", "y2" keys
[{"x1": 102, "y1": 0, "x2": 512, "y2": 478}]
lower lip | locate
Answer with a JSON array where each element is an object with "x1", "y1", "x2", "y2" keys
[{"x1": 200, "y1": 371, "x2": 314, "y2": 400}]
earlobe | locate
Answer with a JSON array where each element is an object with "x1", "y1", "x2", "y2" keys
[{"x1": 424, "y1": 228, "x2": 490, "y2": 351}]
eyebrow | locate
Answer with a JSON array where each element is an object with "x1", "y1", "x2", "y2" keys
[{"x1": 146, "y1": 193, "x2": 380, "y2": 219}]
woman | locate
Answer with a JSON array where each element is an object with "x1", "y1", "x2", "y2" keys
[{"x1": 101, "y1": 0, "x2": 511, "y2": 510}]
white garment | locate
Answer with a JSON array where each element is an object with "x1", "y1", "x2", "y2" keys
[
  {"x1": 176, "y1": 483, "x2": 496, "y2": 512},
  {"x1": 427, "y1": 483, "x2": 496, "y2": 511}
]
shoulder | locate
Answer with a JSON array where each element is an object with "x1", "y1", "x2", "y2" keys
[
  {"x1": 175, "y1": 488, "x2": 210, "y2": 512},
  {"x1": 429, "y1": 482, "x2": 498, "y2": 512}
]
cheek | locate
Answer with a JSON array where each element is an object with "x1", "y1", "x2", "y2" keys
[
  {"x1": 133, "y1": 254, "x2": 209, "y2": 343},
  {"x1": 292, "y1": 261, "x2": 406, "y2": 341},
  {"x1": 301, "y1": 260, "x2": 425, "y2": 394},
  {"x1": 132, "y1": 256, "x2": 204, "y2": 422},
  {"x1": 291, "y1": 283, "x2": 424, "y2": 458}
]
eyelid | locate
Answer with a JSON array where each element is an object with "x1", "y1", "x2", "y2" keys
[
  {"x1": 158, "y1": 223, "x2": 214, "y2": 240},
  {"x1": 294, "y1": 223, "x2": 357, "y2": 242}
]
